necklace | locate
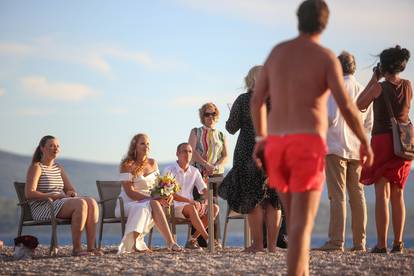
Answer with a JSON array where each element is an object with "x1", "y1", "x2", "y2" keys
[{"x1": 132, "y1": 157, "x2": 148, "y2": 180}]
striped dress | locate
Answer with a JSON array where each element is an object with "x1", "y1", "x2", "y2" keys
[
  {"x1": 29, "y1": 163, "x2": 66, "y2": 221},
  {"x1": 193, "y1": 126, "x2": 225, "y2": 177}
]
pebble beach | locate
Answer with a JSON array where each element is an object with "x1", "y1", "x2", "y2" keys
[{"x1": 1, "y1": 245, "x2": 413, "y2": 275}]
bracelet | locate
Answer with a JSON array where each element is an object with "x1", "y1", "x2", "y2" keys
[{"x1": 255, "y1": 136, "x2": 265, "y2": 142}]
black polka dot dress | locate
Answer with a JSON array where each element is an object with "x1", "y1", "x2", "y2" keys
[{"x1": 218, "y1": 91, "x2": 280, "y2": 214}]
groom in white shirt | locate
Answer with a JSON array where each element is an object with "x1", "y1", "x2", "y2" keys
[
  {"x1": 163, "y1": 143, "x2": 219, "y2": 250},
  {"x1": 319, "y1": 51, "x2": 373, "y2": 252}
]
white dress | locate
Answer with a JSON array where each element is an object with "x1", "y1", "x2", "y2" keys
[{"x1": 115, "y1": 170, "x2": 159, "y2": 253}]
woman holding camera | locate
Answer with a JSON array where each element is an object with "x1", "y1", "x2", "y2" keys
[{"x1": 357, "y1": 45, "x2": 412, "y2": 253}]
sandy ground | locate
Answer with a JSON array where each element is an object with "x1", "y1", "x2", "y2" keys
[{"x1": 1, "y1": 245, "x2": 413, "y2": 275}]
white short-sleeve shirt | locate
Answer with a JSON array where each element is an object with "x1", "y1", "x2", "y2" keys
[{"x1": 163, "y1": 162, "x2": 207, "y2": 207}]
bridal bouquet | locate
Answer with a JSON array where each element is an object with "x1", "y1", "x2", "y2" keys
[{"x1": 151, "y1": 172, "x2": 181, "y2": 198}]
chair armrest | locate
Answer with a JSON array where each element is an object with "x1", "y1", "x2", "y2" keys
[{"x1": 97, "y1": 197, "x2": 120, "y2": 204}]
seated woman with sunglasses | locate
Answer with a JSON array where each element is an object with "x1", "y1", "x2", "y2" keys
[{"x1": 188, "y1": 102, "x2": 228, "y2": 248}]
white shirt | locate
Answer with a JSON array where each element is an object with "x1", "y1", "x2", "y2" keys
[
  {"x1": 163, "y1": 162, "x2": 207, "y2": 207},
  {"x1": 327, "y1": 75, "x2": 373, "y2": 160}
]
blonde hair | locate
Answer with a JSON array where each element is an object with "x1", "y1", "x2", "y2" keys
[
  {"x1": 120, "y1": 133, "x2": 149, "y2": 175},
  {"x1": 198, "y1": 102, "x2": 220, "y2": 125},
  {"x1": 245, "y1": 65, "x2": 263, "y2": 91}
]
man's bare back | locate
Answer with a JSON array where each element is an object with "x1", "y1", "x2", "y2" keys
[{"x1": 256, "y1": 35, "x2": 342, "y2": 138}]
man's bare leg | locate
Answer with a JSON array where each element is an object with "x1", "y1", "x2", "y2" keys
[
  {"x1": 191, "y1": 204, "x2": 219, "y2": 239},
  {"x1": 279, "y1": 190, "x2": 321, "y2": 276},
  {"x1": 182, "y1": 205, "x2": 209, "y2": 240}
]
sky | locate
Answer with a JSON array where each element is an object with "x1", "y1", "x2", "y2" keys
[{"x1": 1, "y1": 0, "x2": 414, "y2": 165}]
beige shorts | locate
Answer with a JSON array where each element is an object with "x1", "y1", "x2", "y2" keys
[{"x1": 174, "y1": 205, "x2": 188, "y2": 219}]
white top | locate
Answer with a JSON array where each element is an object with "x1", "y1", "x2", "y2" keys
[
  {"x1": 162, "y1": 162, "x2": 207, "y2": 207},
  {"x1": 117, "y1": 170, "x2": 159, "y2": 206},
  {"x1": 327, "y1": 75, "x2": 373, "y2": 160}
]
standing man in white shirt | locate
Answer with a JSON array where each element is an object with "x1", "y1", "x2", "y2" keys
[
  {"x1": 319, "y1": 51, "x2": 373, "y2": 252},
  {"x1": 163, "y1": 142, "x2": 220, "y2": 250}
]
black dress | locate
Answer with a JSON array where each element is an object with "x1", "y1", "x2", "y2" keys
[{"x1": 218, "y1": 91, "x2": 280, "y2": 214}]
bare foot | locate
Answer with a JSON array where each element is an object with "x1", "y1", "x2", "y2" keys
[{"x1": 133, "y1": 247, "x2": 152, "y2": 254}]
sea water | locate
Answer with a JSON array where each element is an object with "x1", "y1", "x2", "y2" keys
[{"x1": 1, "y1": 232, "x2": 413, "y2": 249}]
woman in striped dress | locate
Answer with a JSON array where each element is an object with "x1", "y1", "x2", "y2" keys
[
  {"x1": 26, "y1": 135, "x2": 101, "y2": 256},
  {"x1": 188, "y1": 102, "x2": 228, "y2": 248}
]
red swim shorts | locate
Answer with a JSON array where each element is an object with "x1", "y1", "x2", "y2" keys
[{"x1": 264, "y1": 134, "x2": 327, "y2": 193}]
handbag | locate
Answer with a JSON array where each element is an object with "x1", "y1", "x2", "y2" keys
[{"x1": 383, "y1": 89, "x2": 414, "y2": 160}]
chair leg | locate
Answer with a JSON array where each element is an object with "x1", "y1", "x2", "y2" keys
[
  {"x1": 148, "y1": 228, "x2": 153, "y2": 249},
  {"x1": 222, "y1": 206, "x2": 231, "y2": 249},
  {"x1": 244, "y1": 216, "x2": 251, "y2": 248},
  {"x1": 17, "y1": 223, "x2": 23, "y2": 237},
  {"x1": 98, "y1": 217, "x2": 104, "y2": 249},
  {"x1": 172, "y1": 223, "x2": 177, "y2": 242},
  {"x1": 50, "y1": 223, "x2": 58, "y2": 256},
  {"x1": 121, "y1": 220, "x2": 126, "y2": 237},
  {"x1": 187, "y1": 224, "x2": 192, "y2": 242}
]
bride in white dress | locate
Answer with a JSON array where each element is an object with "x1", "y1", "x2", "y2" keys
[{"x1": 115, "y1": 133, "x2": 182, "y2": 253}]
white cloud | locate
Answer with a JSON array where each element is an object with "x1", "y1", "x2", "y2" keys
[
  {"x1": 15, "y1": 108, "x2": 54, "y2": 117},
  {"x1": 21, "y1": 76, "x2": 97, "y2": 101},
  {"x1": 106, "y1": 106, "x2": 131, "y2": 115},
  {"x1": 177, "y1": 0, "x2": 414, "y2": 37},
  {"x1": 0, "y1": 87, "x2": 5, "y2": 96},
  {"x1": 170, "y1": 92, "x2": 234, "y2": 108},
  {"x1": 177, "y1": 0, "x2": 297, "y2": 26},
  {"x1": 0, "y1": 38, "x2": 186, "y2": 75},
  {"x1": 0, "y1": 42, "x2": 33, "y2": 56}
]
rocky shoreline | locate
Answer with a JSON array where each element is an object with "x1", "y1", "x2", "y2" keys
[{"x1": 1, "y1": 245, "x2": 413, "y2": 275}]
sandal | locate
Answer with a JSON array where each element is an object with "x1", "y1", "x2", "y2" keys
[
  {"x1": 370, "y1": 246, "x2": 387, "y2": 254},
  {"x1": 167, "y1": 243, "x2": 183, "y2": 252},
  {"x1": 88, "y1": 248, "x2": 104, "y2": 256},
  {"x1": 390, "y1": 242, "x2": 404, "y2": 253}
]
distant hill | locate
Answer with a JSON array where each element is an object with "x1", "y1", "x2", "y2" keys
[
  {"x1": 0, "y1": 149, "x2": 171, "y2": 198},
  {"x1": 1, "y1": 149, "x2": 413, "y2": 236}
]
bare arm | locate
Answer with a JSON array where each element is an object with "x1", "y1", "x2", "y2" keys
[
  {"x1": 25, "y1": 164, "x2": 66, "y2": 200},
  {"x1": 356, "y1": 72, "x2": 382, "y2": 111},
  {"x1": 59, "y1": 165, "x2": 77, "y2": 197},
  {"x1": 327, "y1": 55, "x2": 373, "y2": 166},
  {"x1": 173, "y1": 193, "x2": 194, "y2": 204},
  {"x1": 120, "y1": 165, "x2": 151, "y2": 201}
]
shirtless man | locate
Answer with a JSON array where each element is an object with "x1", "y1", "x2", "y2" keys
[{"x1": 250, "y1": 1, "x2": 373, "y2": 275}]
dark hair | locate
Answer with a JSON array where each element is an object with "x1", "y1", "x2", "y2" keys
[
  {"x1": 176, "y1": 142, "x2": 190, "y2": 153},
  {"x1": 297, "y1": 0, "x2": 329, "y2": 34},
  {"x1": 32, "y1": 135, "x2": 55, "y2": 164},
  {"x1": 338, "y1": 51, "x2": 356, "y2": 75},
  {"x1": 379, "y1": 45, "x2": 410, "y2": 74}
]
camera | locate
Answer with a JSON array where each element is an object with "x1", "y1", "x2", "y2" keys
[{"x1": 373, "y1": 62, "x2": 381, "y2": 79}]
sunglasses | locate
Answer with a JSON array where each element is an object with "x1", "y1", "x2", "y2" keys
[{"x1": 204, "y1": 112, "x2": 216, "y2": 117}]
